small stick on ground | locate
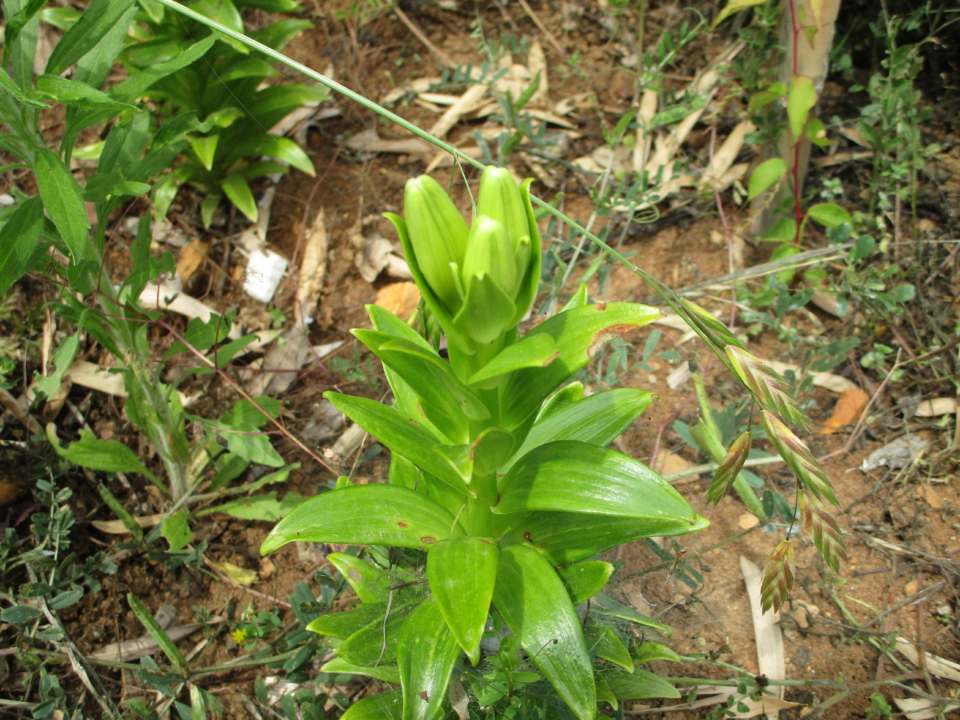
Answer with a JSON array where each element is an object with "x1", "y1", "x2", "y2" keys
[
  {"x1": 516, "y1": 0, "x2": 567, "y2": 60},
  {"x1": 392, "y1": 5, "x2": 455, "y2": 69}
]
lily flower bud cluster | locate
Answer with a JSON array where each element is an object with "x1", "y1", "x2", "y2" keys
[{"x1": 387, "y1": 167, "x2": 541, "y2": 350}]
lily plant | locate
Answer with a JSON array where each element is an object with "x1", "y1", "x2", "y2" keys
[{"x1": 261, "y1": 167, "x2": 708, "y2": 719}]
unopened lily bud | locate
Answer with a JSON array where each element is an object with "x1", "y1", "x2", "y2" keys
[
  {"x1": 404, "y1": 175, "x2": 468, "y2": 313},
  {"x1": 476, "y1": 167, "x2": 532, "y2": 287},
  {"x1": 462, "y1": 216, "x2": 518, "y2": 300}
]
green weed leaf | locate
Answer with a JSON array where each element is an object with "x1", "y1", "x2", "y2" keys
[
  {"x1": 260, "y1": 484, "x2": 463, "y2": 555},
  {"x1": 0, "y1": 197, "x2": 46, "y2": 295},
  {"x1": 787, "y1": 75, "x2": 817, "y2": 141},
  {"x1": 426, "y1": 537, "x2": 499, "y2": 665},
  {"x1": 747, "y1": 158, "x2": 787, "y2": 201},
  {"x1": 44, "y1": 0, "x2": 135, "y2": 77},
  {"x1": 46, "y1": 424, "x2": 157, "y2": 481},
  {"x1": 34, "y1": 147, "x2": 89, "y2": 260},
  {"x1": 161, "y1": 510, "x2": 192, "y2": 552},
  {"x1": 127, "y1": 593, "x2": 190, "y2": 678},
  {"x1": 807, "y1": 202, "x2": 852, "y2": 228}
]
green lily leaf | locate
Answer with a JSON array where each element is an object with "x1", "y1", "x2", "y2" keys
[
  {"x1": 190, "y1": 133, "x2": 219, "y2": 171},
  {"x1": 472, "y1": 427, "x2": 514, "y2": 476},
  {"x1": 499, "y1": 511, "x2": 709, "y2": 567},
  {"x1": 324, "y1": 392, "x2": 471, "y2": 495},
  {"x1": 467, "y1": 332, "x2": 559, "y2": 386},
  {"x1": 221, "y1": 173, "x2": 258, "y2": 223},
  {"x1": 260, "y1": 484, "x2": 463, "y2": 555},
  {"x1": 633, "y1": 641, "x2": 681, "y2": 664},
  {"x1": 495, "y1": 441, "x2": 701, "y2": 524},
  {"x1": 434, "y1": 443, "x2": 473, "y2": 485},
  {"x1": 584, "y1": 617, "x2": 633, "y2": 672},
  {"x1": 327, "y1": 553, "x2": 390, "y2": 603},
  {"x1": 397, "y1": 597, "x2": 461, "y2": 720},
  {"x1": 320, "y1": 657, "x2": 401, "y2": 684},
  {"x1": 248, "y1": 84, "x2": 331, "y2": 135},
  {"x1": 340, "y1": 689, "x2": 402, "y2": 720},
  {"x1": 596, "y1": 674, "x2": 618, "y2": 711},
  {"x1": 336, "y1": 602, "x2": 416, "y2": 666},
  {"x1": 494, "y1": 545, "x2": 595, "y2": 720},
  {"x1": 426, "y1": 537, "x2": 499, "y2": 665},
  {"x1": 556, "y1": 561, "x2": 614, "y2": 605},
  {"x1": 511, "y1": 178, "x2": 543, "y2": 327},
  {"x1": 504, "y1": 388, "x2": 654, "y2": 471},
  {"x1": 597, "y1": 666, "x2": 679, "y2": 700},
  {"x1": 453, "y1": 270, "x2": 516, "y2": 345},
  {"x1": 537, "y1": 382, "x2": 585, "y2": 421},
  {"x1": 308, "y1": 602, "x2": 390, "y2": 638},
  {"x1": 561, "y1": 284, "x2": 590, "y2": 312},
  {"x1": 498, "y1": 303, "x2": 661, "y2": 430},
  {"x1": 230, "y1": 133, "x2": 315, "y2": 176}
]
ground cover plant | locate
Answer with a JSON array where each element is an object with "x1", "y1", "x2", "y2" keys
[{"x1": 0, "y1": 0, "x2": 958, "y2": 717}]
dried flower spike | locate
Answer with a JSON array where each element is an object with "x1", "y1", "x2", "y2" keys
[
  {"x1": 760, "y1": 539, "x2": 795, "y2": 614},
  {"x1": 760, "y1": 410, "x2": 839, "y2": 506},
  {"x1": 707, "y1": 430, "x2": 752, "y2": 506},
  {"x1": 726, "y1": 346, "x2": 810, "y2": 430},
  {"x1": 679, "y1": 298, "x2": 744, "y2": 350},
  {"x1": 798, "y1": 488, "x2": 847, "y2": 573}
]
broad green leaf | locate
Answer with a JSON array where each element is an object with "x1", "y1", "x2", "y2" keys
[
  {"x1": 336, "y1": 602, "x2": 416, "y2": 666},
  {"x1": 199, "y1": 491, "x2": 305, "y2": 521},
  {"x1": 260, "y1": 484, "x2": 462, "y2": 555},
  {"x1": 758, "y1": 216, "x2": 796, "y2": 242},
  {"x1": 0, "y1": 66, "x2": 46, "y2": 107},
  {"x1": 162, "y1": 510, "x2": 192, "y2": 552},
  {"x1": 467, "y1": 332, "x2": 559, "y2": 386},
  {"x1": 1, "y1": 605, "x2": 43, "y2": 626},
  {"x1": 249, "y1": 18, "x2": 314, "y2": 51},
  {"x1": 584, "y1": 617, "x2": 633, "y2": 672},
  {"x1": 248, "y1": 83, "x2": 330, "y2": 130},
  {"x1": 787, "y1": 75, "x2": 817, "y2": 141},
  {"x1": 499, "y1": 302, "x2": 661, "y2": 430},
  {"x1": 46, "y1": 423, "x2": 157, "y2": 481},
  {"x1": 34, "y1": 75, "x2": 133, "y2": 110},
  {"x1": 505, "y1": 389, "x2": 654, "y2": 471},
  {"x1": 714, "y1": 0, "x2": 769, "y2": 27},
  {"x1": 99, "y1": 484, "x2": 143, "y2": 541},
  {"x1": 328, "y1": 553, "x2": 389, "y2": 603},
  {"x1": 494, "y1": 545, "x2": 595, "y2": 720},
  {"x1": 320, "y1": 657, "x2": 401, "y2": 684},
  {"x1": 397, "y1": 597, "x2": 461, "y2": 720},
  {"x1": 83, "y1": 171, "x2": 151, "y2": 202},
  {"x1": 499, "y1": 511, "x2": 709, "y2": 567},
  {"x1": 71, "y1": 5, "x2": 136, "y2": 89},
  {"x1": 597, "y1": 666, "x2": 679, "y2": 700},
  {"x1": 193, "y1": 0, "x2": 244, "y2": 32},
  {"x1": 472, "y1": 428, "x2": 514, "y2": 476},
  {"x1": 496, "y1": 441, "x2": 701, "y2": 525},
  {"x1": 219, "y1": 56, "x2": 276, "y2": 82},
  {"x1": 747, "y1": 158, "x2": 787, "y2": 201},
  {"x1": 561, "y1": 284, "x2": 590, "y2": 312},
  {"x1": 308, "y1": 602, "x2": 390, "y2": 638},
  {"x1": 426, "y1": 537, "x2": 498, "y2": 665},
  {"x1": 537, "y1": 382, "x2": 585, "y2": 421},
  {"x1": 324, "y1": 392, "x2": 471, "y2": 495},
  {"x1": 748, "y1": 81, "x2": 786, "y2": 111},
  {"x1": 221, "y1": 173, "x2": 258, "y2": 223},
  {"x1": 34, "y1": 147, "x2": 89, "y2": 260},
  {"x1": 770, "y1": 242, "x2": 801, "y2": 283},
  {"x1": 0, "y1": 196, "x2": 45, "y2": 295},
  {"x1": 592, "y1": 592, "x2": 673, "y2": 636},
  {"x1": 239, "y1": 0, "x2": 300, "y2": 11},
  {"x1": 2, "y1": 0, "x2": 45, "y2": 73},
  {"x1": 128, "y1": 593, "x2": 189, "y2": 677},
  {"x1": 190, "y1": 134, "x2": 219, "y2": 171},
  {"x1": 340, "y1": 690, "x2": 402, "y2": 720},
  {"x1": 229, "y1": 133, "x2": 315, "y2": 175},
  {"x1": 353, "y1": 331, "x2": 474, "y2": 442},
  {"x1": 44, "y1": 0, "x2": 135, "y2": 76},
  {"x1": 633, "y1": 641, "x2": 681, "y2": 664},
  {"x1": 109, "y1": 35, "x2": 216, "y2": 105},
  {"x1": 202, "y1": 419, "x2": 283, "y2": 467},
  {"x1": 556, "y1": 561, "x2": 614, "y2": 605},
  {"x1": 807, "y1": 202, "x2": 852, "y2": 228},
  {"x1": 201, "y1": 193, "x2": 221, "y2": 229}
]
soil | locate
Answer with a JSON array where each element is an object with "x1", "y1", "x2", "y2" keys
[{"x1": 2, "y1": 0, "x2": 959, "y2": 718}]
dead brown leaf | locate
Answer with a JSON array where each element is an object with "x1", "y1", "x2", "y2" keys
[
  {"x1": 375, "y1": 282, "x2": 420, "y2": 321},
  {"x1": 820, "y1": 387, "x2": 870, "y2": 434},
  {"x1": 917, "y1": 485, "x2": 944, "y2": 509},
  {"x1": 176, "y1": 240, "x2": 208, "y2": 285}
]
